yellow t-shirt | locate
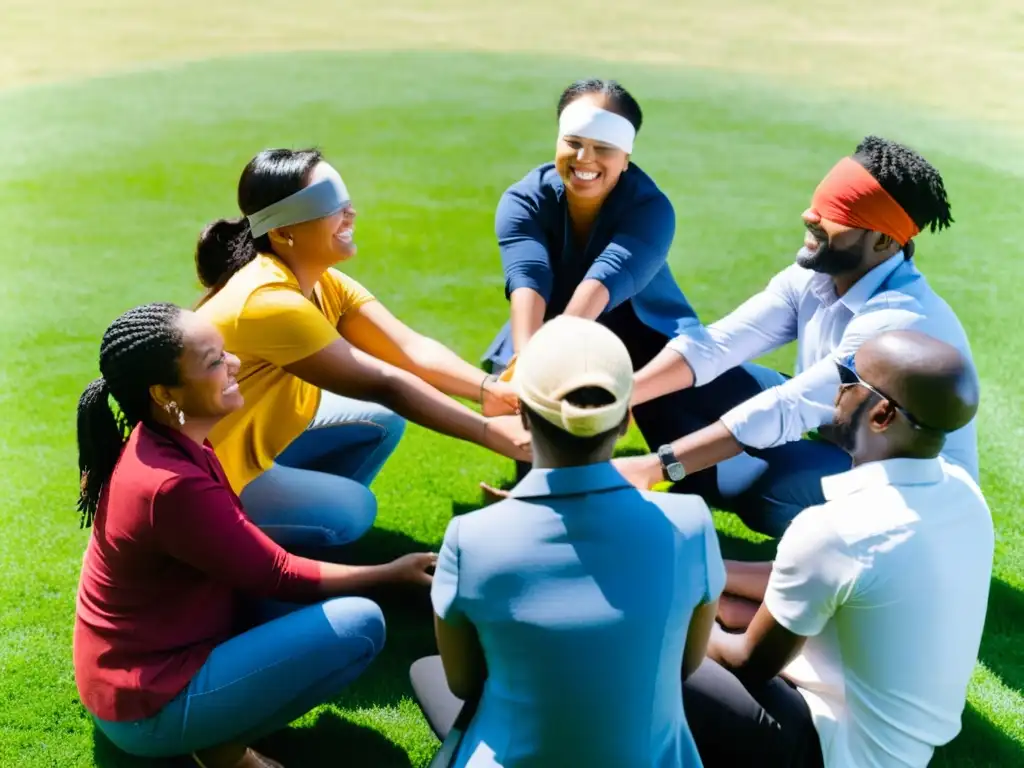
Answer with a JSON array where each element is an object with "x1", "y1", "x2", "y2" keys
[{"x1": 196, "y1": 254, "x2": 375, "y2": 492}]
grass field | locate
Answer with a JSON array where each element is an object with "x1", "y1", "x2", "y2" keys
[{"x1": 1, "y1": 3, "x2": 1022, "y2": 766}]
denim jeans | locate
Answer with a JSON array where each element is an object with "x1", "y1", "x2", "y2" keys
[
  {"x1": 240, "y1": 391, "x2": 406, "y2": 548},
  {"x1": 93, "y1": 597, "x2": 385, "y2": 758}
]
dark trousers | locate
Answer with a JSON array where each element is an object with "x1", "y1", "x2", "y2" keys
[
  {"x1": 410, "y1": 655, "x2": 823, "y2": 768},
  {"x1": 683, "y1": 659, "x2": 823, "y2": 768}
]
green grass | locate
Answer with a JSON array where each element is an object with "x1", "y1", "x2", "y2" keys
[{"x1": 0, "y1": 51, "x2": 1022, "y2": 767}]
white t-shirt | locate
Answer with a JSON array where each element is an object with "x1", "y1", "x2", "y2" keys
[{"x1": 764, "y1": 458, "x2": 994, "y2": 768}]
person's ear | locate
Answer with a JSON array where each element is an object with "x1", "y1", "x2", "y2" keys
[
  {"x1": 149, "y1": 384, "x2": 173, "y2": 411},
  {"x1": 872, "y1": 232, "x2": 898, "y2": 255},
  {"x1": 267, "y1": 228, "x2": 294, "y2": 249},
  {"x1": 868, "y1": 399, "x2": 897, "y2": 432}
]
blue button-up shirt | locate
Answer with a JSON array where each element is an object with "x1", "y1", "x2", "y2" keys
[
  {"x1": 668, "y1": 253, "x2": 979, "y2": 479},
  {"x1": 432, "y1": 462, "x2": 725, "y2": 767},
  {"x1": 483, "y1": 162, "x2": 700, "y2": 369}
]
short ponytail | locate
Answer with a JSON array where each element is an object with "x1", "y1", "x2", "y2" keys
[{"x1": 195, "y1": 217, "x2": 257, "y2": 293}]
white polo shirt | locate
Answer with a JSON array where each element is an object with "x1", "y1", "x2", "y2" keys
[{"x1": 764, "y1": 458, "x2": 994, "y2": 768}]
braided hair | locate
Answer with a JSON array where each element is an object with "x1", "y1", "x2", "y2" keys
[
  {"x1": 853, "y1": 135, "x2": 954, "y2": 235},
  {"x1": 76, "y1": 302, "x2": 185, "y2": 527}
]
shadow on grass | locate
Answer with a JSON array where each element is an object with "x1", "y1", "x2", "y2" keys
[
  {"x1": 977, "y1": 578, "x2": 1024, "y2": 699},
  {"x1": 932, "y1": 702, "x2": 1024, "y2": 767},
  {"x1": 92, "y1": 710, "x2": 413, "y2": 768}
]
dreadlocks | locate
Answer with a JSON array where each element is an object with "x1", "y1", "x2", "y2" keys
[
  {"x1": 76, "y1": 302, "x2": 185, "y2": 527},
  {"x1": 852, "y1": 135, "x2": 954, "y2": 235}
]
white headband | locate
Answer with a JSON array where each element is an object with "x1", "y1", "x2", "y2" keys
[{"x1": 558, "y1": 100, "x2": 636, "y2": 154}]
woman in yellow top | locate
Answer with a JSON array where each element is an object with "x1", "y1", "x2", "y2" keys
[{"x1": 194, "y1": 148, "x2": 526, "y2": 549}]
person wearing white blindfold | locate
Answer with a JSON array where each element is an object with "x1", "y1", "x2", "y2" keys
[
  {"x1": 481, "y1": 79, "x2": 705, "y2": 485},
  {"x1": 193, "y1": 148, "x2": 529, "y2": 550}
]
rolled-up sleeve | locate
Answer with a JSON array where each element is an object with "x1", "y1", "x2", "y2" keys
[
  {"x1": 722, "y1": 302, "x2": 930, "y2": 449},
  {"x1": 152, "y1": 474, "x2": 322, "y2": 601},
  {"x1": 431, "y1": 517, "x2": 467, "y2": 625},
  {"x1": 583, "y1": 194, "x2": 675, "y2": 311},
  {"x1": 667, "y1": 267, "x2": 800, "y2": 387},
  {"x1": 496, "y1": 187, "x2": 553, "y2": 302}
]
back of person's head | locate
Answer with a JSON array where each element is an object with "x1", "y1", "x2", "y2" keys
[
  {"x1": 513, "y1": 316, "x2": 633, "y2": 464},
  {"x1": 194, "y1": 148, "x2": 323, "y2": 295},
  {"x1": 76, "y1": 303, "x2": 186, "y2": 526}
]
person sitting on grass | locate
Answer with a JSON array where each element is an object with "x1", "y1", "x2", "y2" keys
[
  {"x1": 481, "y1": 78, "x2": 704, "y2": 484},
  {"x1": 410, "y1": 316, "x2": 725, "y2": 767},
  {"x1": 193, "y1": 147, "x2": 528, "y2": 549},
  {"x1": 614, "y1": 136, "x2": 977, "y2": 539},
  {"x1": 681, "y1": 330, "x2": 993, "y2": 768},
  {"x1": 73, "y1": 303, "x2": 436, "y2": 768}
]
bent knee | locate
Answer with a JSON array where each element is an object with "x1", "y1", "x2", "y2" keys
[{"x1": 323, "y1": 597, "x2": 387, "y2": 657}]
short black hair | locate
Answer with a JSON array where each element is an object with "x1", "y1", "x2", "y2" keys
[
  {"x1": 523, "y1": 386, "x2": 624, "y2": 458},
  {"x1": 557, "y1": 79, "x2": 643, "y2": 133},
  {"x1": 852, "y1": 136, "x2": 953, "y2": 234}
]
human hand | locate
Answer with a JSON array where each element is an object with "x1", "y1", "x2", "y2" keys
[
  {"x1": 479, "y1": 481, "x2": 512, "y2": 503},
  {"x1": 611, "y1": 454, "x2": 663, "y2": 490},
  {"x1": 385, "y1": 552, "x2": 438, "y2": 586},
  {"x1": 481, "y1": 377, "x2": 519, "y2": 417},
  {"x1": 483, "y1": 414, "x2": 532, "y2": 462}
]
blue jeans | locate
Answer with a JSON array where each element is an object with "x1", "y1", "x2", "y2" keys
[
  {"x1": 669, "y1": 364, "x2": 852, "y2": 537},
  {"x1": 240, "y1": 391, "x2": 406, "y2": 548},
  {"x1": 93, "y1": 597, "x2": 385, "y2": 758}
]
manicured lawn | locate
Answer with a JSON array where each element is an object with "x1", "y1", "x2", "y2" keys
[{"x1": 0, "y1": 51, "x2": 1020, "y2": 766}]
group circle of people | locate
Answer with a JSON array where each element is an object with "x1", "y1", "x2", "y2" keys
[{"x1": 72, "y1": 78, "x2": 995, "y2": 768}]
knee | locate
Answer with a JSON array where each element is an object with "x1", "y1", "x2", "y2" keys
[
  {"x1": 348, "y1": 484, "x2": 378, "y2": 540},
  {"x1": 373, "y1": 405, "x2": 406, "y2": 449},
  {"x1": 323, "y1": 597, "x2": 386, "y2": 658}
]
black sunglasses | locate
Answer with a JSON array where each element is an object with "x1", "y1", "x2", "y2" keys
[{"x1": 836, "y1": 353, "x2": 936, "y2": 432}]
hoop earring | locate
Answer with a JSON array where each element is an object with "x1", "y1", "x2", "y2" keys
[{"x1": 164, "y1": 401, "x2": 186, "y2": 426}]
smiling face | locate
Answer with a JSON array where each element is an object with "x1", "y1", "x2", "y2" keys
[
  {"x1": 555, "y1": 93, "x2": 631, "y2": 201},
  {"x1": 157, "y1": 310, "x2": 244, "y2": 422},
  {"x1": 276, "y1": 162, "x2": 358, "y2": 265}
]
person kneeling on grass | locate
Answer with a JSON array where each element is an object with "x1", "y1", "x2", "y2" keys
[
  {"x1": 193, "y1": 147, "x2": 528, "y2": 550},
  {"x1": 410, "y1": 316, "x2": 726, "y2": 768},
  {"x1": 682, "y1": 330, "x2": 993, "y2": 768},
  {"x1": 73, "y1": 303, "x2": 436, "y2": 768}
]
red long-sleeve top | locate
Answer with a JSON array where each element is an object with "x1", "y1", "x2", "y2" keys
[{"x1": 73, "y1": 422, "x2": 322, "y2": 722}]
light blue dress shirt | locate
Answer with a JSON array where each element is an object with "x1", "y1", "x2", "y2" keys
[
  {"x1": 432, "y1": 463, "x2": 725, "y2": 767},
  {"x1": 668, "y1": 253, "x2": 979, "y2": 480}
]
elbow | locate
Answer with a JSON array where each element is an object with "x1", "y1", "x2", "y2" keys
[{"x1": 447, "y1": 673, "x2": 484, "y2": 702}]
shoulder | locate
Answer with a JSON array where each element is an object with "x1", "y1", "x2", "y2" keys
[
  {"x1": 638, "y1": 489, "x2": 712, "y2": 526},
  {"x1": 500, "y1": 163, "x2": 562, "y2": 211},
  {"x1": 857, "y1": 277, "x2": 969, "y2": 347},
  {"x1": 115, "y1": 428, "x2": 215, "y2": 503}
]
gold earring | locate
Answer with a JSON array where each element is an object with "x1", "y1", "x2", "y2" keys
[
  {"x1": 287, "y1": 237, "x2": 294, "y2": 246},
  {"x1": 164, "y1": 401, "x2": 186, "y2": 426}
]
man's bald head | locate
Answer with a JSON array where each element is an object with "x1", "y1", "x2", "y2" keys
[{"x1": 855, "y1": 330, "x2": 979, "y2": 433}]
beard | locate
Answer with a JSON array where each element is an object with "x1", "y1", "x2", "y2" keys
[
  {"x1": 820, "y1": 397, "x2": 872, "y2": 453},
  {"x1": 796, "y1": 241, "x2": 864, "y2": 275}
]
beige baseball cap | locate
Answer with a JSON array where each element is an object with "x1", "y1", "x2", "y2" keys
[{"x1": 513, "y1": 316, "x2": 634, "y2": 437}]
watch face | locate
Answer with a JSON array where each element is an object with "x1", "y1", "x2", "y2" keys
[{"x1": 667, "y1": 464, "x2": 685, "y2": 482}]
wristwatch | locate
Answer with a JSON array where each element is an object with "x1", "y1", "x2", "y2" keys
[{"x1": 657, "y1": 445, "x2": 686, "y2": 483}]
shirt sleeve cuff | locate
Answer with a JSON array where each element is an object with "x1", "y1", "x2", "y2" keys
[
  {"x1": 666, "y1": 328, "x2": 719, "y2": 387},
  {"x1": 720, "y1": 388, "x2": 786, "y2": 449}
]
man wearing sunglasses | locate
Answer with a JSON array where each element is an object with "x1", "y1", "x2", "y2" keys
[
  {"x1": 681, "y1": 330, "x2": 993, "y2": 768},
  {"x1": 615, "y1": 136, "x2": 977, "y2": 537}
]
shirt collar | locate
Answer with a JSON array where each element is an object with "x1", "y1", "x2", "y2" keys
[
  {"x1": 141, "y1": 422, "x2": 217, "y2": 473},
  {"x1": 821, "y1": 457, "x2": 945, "y2": 501},
  {"x1": 510, "y1": 462, "x2": 633, "y2": 500},
  {"x1": 839, "y1": 252, "x2": 906, "y2": 312},
  {"x1": 807, "y1": 251, "x2": 906, "y2": 311}
]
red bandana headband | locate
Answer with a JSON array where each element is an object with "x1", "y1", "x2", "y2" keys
[{"x1": 811, "y1": 157, "x2": 920, "y2": 246}]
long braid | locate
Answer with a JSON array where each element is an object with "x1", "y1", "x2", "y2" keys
[{"x1": 76, "y1": 302, "x2": 185, "y2": 527}]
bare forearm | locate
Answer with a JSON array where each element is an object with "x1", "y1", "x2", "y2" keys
[
  {"x1": 317, "y1": 561, "x2": 398, "y2": 595},
  {"x1": 375, "y1": 368, "x2": 488, "y2": 446},
  {"x1": 563, "y1": 279, "x2": 610, "y2": 320},
  {"x1": 725, "y1": 560, "x2": 774, "y2": 602},
  {"x1": 632, "y1": 347, "x2": 696, "y2": 406},
  {"x1": 402, "y1": 337, "x2": 488, "y2": 402},
  {"x1": 510, "y1": 288, "x2": 546, "y2": 353}
]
